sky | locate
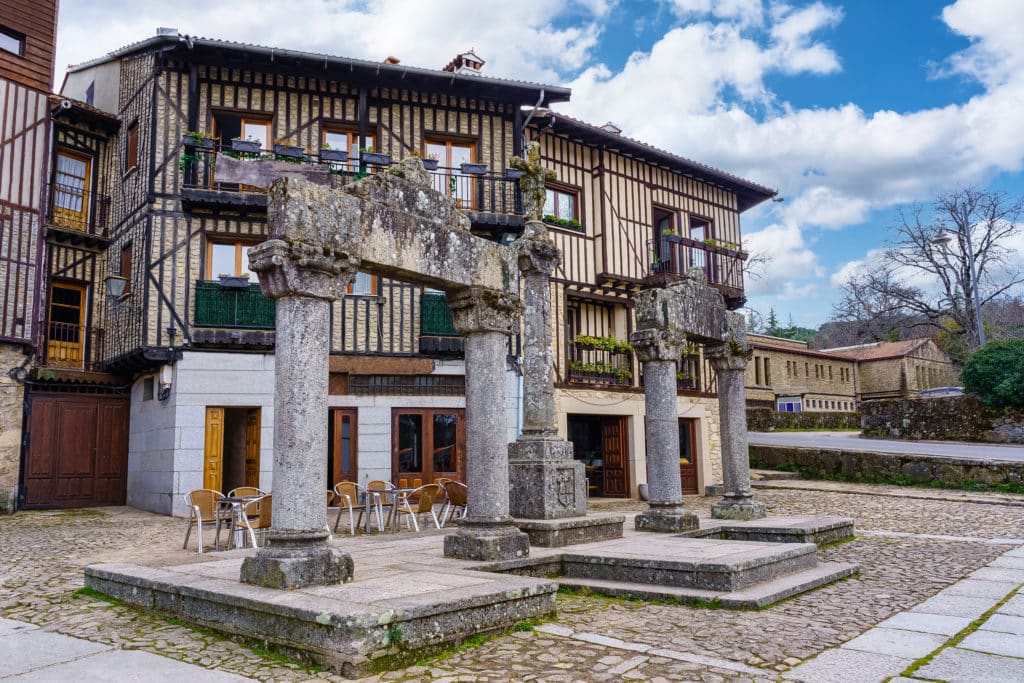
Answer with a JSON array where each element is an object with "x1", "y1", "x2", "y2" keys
[{"x1": 53, "y1": 0, "x2": 1024, "y2": 329}]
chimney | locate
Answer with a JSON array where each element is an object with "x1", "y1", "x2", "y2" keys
[
  {"x1": 156, "y1": 27, "x2": 178, "y2": 37},
  {"x1": 384, "y1": 56, "x2": 400, "y2": 65},
  {"x1": 442, "y1": 50, "x2": 485, "y2": 75},
  {"x1": 600, "y1": 122, "x2": 622, "y2": 135}
]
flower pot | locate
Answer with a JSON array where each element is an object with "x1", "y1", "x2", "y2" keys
[
  {"x1": 273, "y1": 144, "x2": 306, "y2": 160},
  {"x1": 505, "y1": 168, "x2": 525, "y2": 180},
  {"x1": 360, "y1": 151, "x2": 391, "y2": 166},
  {"x1": 219, "y1": 275, "x2": 251, "y2": 289},
  {"x1": 319, "y1": 148, "x2": 348, "y2": 162},
  {"x1": 182, "y1": 135, "x2": 214, "y2": 149},
  {"x1": 231, "y1": 139, "x2": 262, "y2": 154},
  {"x1": 422, "y1": 158, "x2": 439, "y2": 171},
  {"x1": 460, "y1": 162, "x2": 488, "y2": 175}
]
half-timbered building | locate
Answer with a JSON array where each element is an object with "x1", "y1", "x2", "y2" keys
[{"x1": 11, "y1": 29, "x2": 774, "y2": 514}]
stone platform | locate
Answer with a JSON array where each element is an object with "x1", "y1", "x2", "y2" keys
[
  {"x1": 693, "y1": 514, "x2": 855, "y2": 546},
  {"x1": 512, "y1": 513, "x2": 625, "y2": 547}
]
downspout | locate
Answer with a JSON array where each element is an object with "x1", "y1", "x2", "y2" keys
[{"x1": 520, "y1": 89, "x2": 545, "y2": 151}]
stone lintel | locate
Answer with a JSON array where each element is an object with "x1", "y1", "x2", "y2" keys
[
  {"x1": 633, "y1": 279, "x2": 729, "y2": 346},
  {"x1": 248, "y1": 239, "x2": 357, "y2": 301},
  {"x1": 508, "y1": 448, "x2": 587, "y2": 520},
  {"x1": 635, "y1": 509, "x2": 700, "y2": 533},
  {"x1": 239, "y1": 545, "x2": 354, "y2": 589},
  {"x1": 448, "y1": 287, "x2": 521, "y2": 335},
  {"x1": 712, "y1": 498, "x2": 768, "y2": 521},
  {"x1": 513, "y1": 514, "x2": 625, "y2": 547},
  {"x1": 444, "y1": 522, "x2": 531, "y2": 561}
]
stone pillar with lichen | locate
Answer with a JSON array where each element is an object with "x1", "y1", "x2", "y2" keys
[
  {"x1": 443, "y1": 287, "x2": 531, "y2": 561},
  {"x1": 239, "y1": 234, "x2": 357, "y2": 589},
  {"x1": 707, "y1": 313, "x2": 766, "y2": 520}
]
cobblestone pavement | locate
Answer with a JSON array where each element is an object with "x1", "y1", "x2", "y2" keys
[{"x1": 1, "y1": 486, "x2": 1022, "y2": 682}]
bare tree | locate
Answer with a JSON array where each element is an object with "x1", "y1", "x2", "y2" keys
[{"x1": 832, "y1": 187, "x2": 1023, "y2": 352}]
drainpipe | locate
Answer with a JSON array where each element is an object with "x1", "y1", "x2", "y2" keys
[{"x1": 520, "y1": 89, "x2": 545, "y2": 151}]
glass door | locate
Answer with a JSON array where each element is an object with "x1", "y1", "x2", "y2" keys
[
  {"x1": 426, "y1": 139, "x2": 476, "y2": 209},
  {"x1": 46, "y1": 282, "x2": 87, "y2": 368},
  {"x1": 52, "y1": 150, "x2": 92, "y2": 231}
]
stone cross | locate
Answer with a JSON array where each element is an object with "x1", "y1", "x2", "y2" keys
[
  {"x1": 706, "y1": 314, "x2": 766, "y2": 520},
  {"x1": 510, "y1": 141, "x2": 555, "y2": 222}
]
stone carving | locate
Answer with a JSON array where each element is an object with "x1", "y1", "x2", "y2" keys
[
  {"x1": 510, "y1": 141, "x2": 555, "y2": 222},
  {"x1": 556, "y1": 468, "x2": 576, "y2": 509}
]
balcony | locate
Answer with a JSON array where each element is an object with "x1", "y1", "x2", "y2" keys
[
  {"x1": 419, "y1": 291, "x2": 463, "y2": 356},
  {"x1": 180, "y1": 142, "x2": 523, "y2": 228},
  {"x1": 649, "y1": 235, "x2": 747, "y2": 308},
  {"x1": 194, "y1": 281, "x2": 275, "y2": 329},
  {"x1": 41, "y1": 322, "x2": 106, "y2": 372},
  {"x1": 567, "y1": 339, "x2": 634, "y2": 388},
  {"x1": 44, "y1": 183, "x2": 111, "y2": 247}
]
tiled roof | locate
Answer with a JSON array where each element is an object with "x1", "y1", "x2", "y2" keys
[{"x1": 822, "y1": 339, "x2": 931, "y2": 362}]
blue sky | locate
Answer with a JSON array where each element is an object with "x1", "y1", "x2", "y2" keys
[{"x1": 55, "y1": 0, "x2": 1024, "y2": 329}]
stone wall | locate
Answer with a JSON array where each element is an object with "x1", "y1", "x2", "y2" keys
[
  {"x1": 747, "y1": 407, "x2": 860, "y2": 432},
  {"x1": 861, "y1": 395, "x2": 1024, "y2": 444},
  {"x1": 749, "y1": 444, "x2": 1024, "y2": 489},
  {"x1": 0, "y1": 343, "x2": 27, "y2": 513}
]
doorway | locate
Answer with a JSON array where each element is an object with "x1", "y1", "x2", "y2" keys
[
  {"x1": 678, "y1": 418, "x2": 699, "y2": 495},
  {"x1": 203, "y1": 407, "x2": 261, "y2": 493},
  {"x1": 391, "y1": 408, "x2": 465, "y2": 484},
  {"x1": 328, "y1": 408, "x2": 358, "y2": 485},
  {"x1": 567, "y1": 414, "x2": 629, "y2": 498}
]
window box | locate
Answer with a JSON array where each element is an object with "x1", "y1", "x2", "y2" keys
[
  {"x1": 219, "y1": 274, "x2": 251, "y2": 289},
  {"x1": 360, "y1": 151, "x2": 391, "y2": 166},
  {"x1": 273, "y1": 144, "x2": 307, "y2": 160},
  {"x1": 231, "y1": 139, "x2": 262, "y2": 154},
  {"x1": 460, "y1": 162, "x2": 488, "y2": 175},
  {"x1": 182, "y1": 134, "x2": 215, "y2": 150},
  {"x1": 505, "y1": 168, "x2": 525, "y2": 180},
  {"x1": 319, "y1": 148, "x2": 348, "y2": 163},
  {"x1": 422, "y1": 158, "x2": 440, "y2": 171}
]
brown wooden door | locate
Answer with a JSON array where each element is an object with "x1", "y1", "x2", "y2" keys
[
  {"x1": 329, "y1": 408, "x2": 358, "y2": 485},
  {"x1": 23, "y1": 394, "x2": 128, "y2": 508},
  {"x1": 47, "y1": 282, "x2": 87, "y2": 369},
  {"x1": 204, "y1": 407, "x2": 225, "y2": 491},
  {"x1": 679, "y1": 419, "x2": 699, "y2": 495},
  {"x1": 601, "y1": 416, "x2": 628, "y2": 497},
  {"x1": 244, "y1": 408, "x2": 261, "y2": 488},
  {"x1": 392, "y1": 408, "x2": 465, "y2": 484}
]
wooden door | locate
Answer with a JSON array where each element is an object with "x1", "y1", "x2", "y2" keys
[
  {"x1": 329, "y1": 408, "x2": 358, "y2": 485},
  {"x1": 47, "y1": 282, "x2": 86, "y2": 368},
  {"x1": 600, "y1": 416, "x2": 628, "y2": 497},
  {"x1": 52, "y1": 149, "x2": 91, "y2": 231},
  {"x1": 392, "y1": 408, "x2": 465, "y2": 484},
  {"x1": 23, "y1": 394, "x2": 128, "y2": 508},
  {"x1": 678, "y1": 419, "x2": 699, "y2": 495},
  {"x1": 204, "y1": 407, "x2": 225, "y2": 491},
  {"x1": 244, "y1": 408, "x2": 261, "y2": 488}
]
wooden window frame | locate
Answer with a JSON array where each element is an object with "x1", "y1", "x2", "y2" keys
[
  {"x1": 424, "y1": 136, "x2": 477, "y2": 167},
  {"x1": 688, "y1": 214, "x2": 714, "y2": 240},
  {"x1": 125, "y1": 121, "x2": 139, "y2": 173},
  {"x1": 52, "y1": 148, "x2": 92, "y2": 230},
  {"x1": 205, "y1": 238, "x2": 257, "y2": 279},
  {"x1": 120, "y1": 242, "x2": 132, "y2": 296},
  {"x1": 544, "y1": 183, "x2": 581, "y2": 224},
  {"x1": 323, "y1": 124, "x2": 376, "y2": 171},
  {"x1": 346, "y1": 272, "x2": 378, "y2": 296},
  {"x1": 0, "y1": 25, "x2": 25, "y2": 57},
  {"x1": 391, "y1": 408, "x2": 466, "y2": 484}
]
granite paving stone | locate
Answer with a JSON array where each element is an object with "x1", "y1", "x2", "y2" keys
[
  {"x1": 840, "y1": 626, "x2": 946, "y2": 658},
  {"x1": 942, "y1": 578, "x2": 1019, "y2": 599},
  {"x1": 0, "y1": 629, "x2": 111, "y2": 676},
  {"x1": 910, "y1": 592, "x2": 997, "y2": 619},
  {"x1": 876, "y1": 611, "x2": 972, "y2": 636},
  {"x1": 958, "y1": 630, "x2": 1024, "y2": 658},
  {"x1": 999, "y1": 594, "x2": 1024, "y2": 616},
  {"x1": 783, "y1": 648, "x2": 911, "y2": 682},
  {"x1": 983, "y1": 614, "x2": 1024, "y2": 635},
  {"x1": 915, "y1": 646, "x2": 1024, "y2": 682}
]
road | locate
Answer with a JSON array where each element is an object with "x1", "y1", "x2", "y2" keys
[{"x1": 748, "y1": 431, "x2": 1024, "y2": 463}]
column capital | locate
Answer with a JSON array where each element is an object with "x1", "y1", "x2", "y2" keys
[
  {"x1": 705, "y1": 341, "x2": 751, "y2": 372},
  {"x1": 249, "y1": 239, "x2": 358, "y2": 301},
  {"x1": 630, "y1": 327, "x2": 686, "y2": 363},
  {"x1": 448, "y1": 286, "x2": 522, "y2": 335},
  {"x1": 516, "y1": 222, "x2": 562, "y2": 276}
]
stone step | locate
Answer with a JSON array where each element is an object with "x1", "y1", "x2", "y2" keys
[
  {"x1": 751, "y1": 468, "x2": 803, "y2": 481},
  {"x1": 559, "y1": 540, "x2": 820, "y2": 591},
  {"x1": 557, "y1": 561, "x2": 859, "y2": 609}
]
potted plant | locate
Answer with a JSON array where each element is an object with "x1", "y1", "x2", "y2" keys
[
  {"x1": 218, "y1": 273, "x2": 251, "y2": 288},
  {"x1": 359, "y1": 147, "x2": 391, "y2": 166},
  {"x1": 273, "y1": 139, "x2": 306, "y2": 160},
  {"x1": 182, "y1": 131, "x2": 215, "y2": 149},
  {"x1": 460, "y1": 161, "x2": 488, "y2": 175},
  {"x1": 543, "y1": 214, "x2": 583, "y2": 232},
  {"x1": 422, "y1": 153, "x2": 439, "y2": 171},
  {"x1": 319, "y1": 143, "x2": 348, "y2": 163},
  {"x1": 231, "y1": 137, "x2": 262, "y2": 154}
]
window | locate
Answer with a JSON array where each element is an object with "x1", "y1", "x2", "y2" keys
[
  {"x1": 544, "y1": 186, "x2": 579, "y2": 225},
  {"x1": 426, "y1": 138, "x2": 476, "y2": 208},
  {"x1": 828, "y1": 366, "x2": 833, "y2": 380},
  {"x1": 347, "y1": 271, "x2": 377, "y2": 295},
  {"x1": 392, "y1": 408, "x2": 464, "y2": 483},
  {"x1": 764, "y1": 359, "x2": 771, "y2": 385},
  {"x1": 126, "y1": 122, "x2": 139, "y2": 172},
  {"x1": 0, "y1": 25, "x2": 25, "y2": 56},
  {"x1": 206, "y1": 239, "x2": 255, "y2": 278},
  {"x1": 51, "y1": 149, "x2": 92, "y2": 232},
  {"x1": 143, "y1": 377, "x2": 155, "y2": 401},
  {"x1": 323, "y1": 126, "x2": 375, "y2": 172},
  {"x1": 213, "y1": 112, "x2": 271, "y2": 150},
  {"x1": 689, "y1": 215, "x2": 712, "y2": 269},
  {"x1": 755, "y1": 357, "x2": 762, "y2": 385},
  {"x1": 120, "y1": 243, "x2": 132, "y2": 295},
  {"x1": 85, "y1": 82, "x2": 95, "y2": 106}
]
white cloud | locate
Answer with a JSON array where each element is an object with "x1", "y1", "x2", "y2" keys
[{"x1": 742, "y1": 221, "x2": 821, "y2": 296}]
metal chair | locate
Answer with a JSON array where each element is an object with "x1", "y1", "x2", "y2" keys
[
  {"x1": 182, "y1": 489, "x2": 226, "y2": 553},
  {"x1": 394, "y1": 483, "x2": 443, "y2": 532}
]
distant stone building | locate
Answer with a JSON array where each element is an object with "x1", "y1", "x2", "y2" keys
[
  {"x1": 745, "y1": 334, "x2": 857, "y2": 412},
  {"x1": 823, "y1": 339, "x2": 959, "y2": 401}
]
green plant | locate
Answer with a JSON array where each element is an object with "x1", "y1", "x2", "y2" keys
[
  {"x1": 542, "y1": 214, "x2": 583, "y2": 231},
  {"x1": 702, "y1": 237, "x2": 741, "y2": 251},
  {"x1": 661, "y1": 227, "x2": 677, "y2": 236},
  {"x1": 569, "y1": 359, "x2": 632, "y2": 383},
  {"x1": 572, "y1": 334, "x2": 633, "y2": 354},
  {"x1": 962, "y1": 339, "x2": 1024, "y2": 408}
]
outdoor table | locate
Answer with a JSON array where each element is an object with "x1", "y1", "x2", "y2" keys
[
  {"x1": 218, "y1": 495, "x2": 262, "y2": 549},
  {"x1": 375, "y1": 488, "x2": 417, "y2": 532}
]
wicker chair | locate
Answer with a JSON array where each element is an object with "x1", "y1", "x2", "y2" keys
[
  {"x1": 440, "y1": 480, "x2": 467, "y2": 527},
  {"x1": 394, "y1": 483, "x2": 443, "y2": 532},
  {"x1": 333, "y1": 482, "x2": 371, "y2": 534}
]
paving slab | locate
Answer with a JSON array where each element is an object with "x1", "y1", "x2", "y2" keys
[
  {"x1": 876, "y1": 611, "x2": 972, "y2": 636},
  {"x1": 943, "y1": 578, "x2": 1019, "y2": 599},
  {"x1": 783, "y1": 647, "x2": 911, "y2": 683},
  {"x1": 0, "y1": 629, "x2": 111, "y2": 676},
  {"x1": 915, "y1": 646, "x2": 1024, "y2": 682},
  {"x1": 970, "y1": 566, "x2": 1024, "y2": 583},
  {"x1": 0, "y1": 618, "x2": 37, "y2": 637},
  {"x1": 989, "y1": 555, "x2": 1024, "y2": 570},
  {"x1": 841, "y1": 627, "x2": 946, "y2": 659},
  {"x1": 958, "y1": 630, "x2": 1024, "y2": 658},
  {"x1": 3, "y1": 648, "x2": 253, "y2": 682},
  {"x1": 999, "y1": 594, "x2": 1024, "y2": 616},
  {"x1": 911, "y1": 592, "x2": 998, "y2": 619},
  {"x1": 981, "y1": 614, "x2": 1024, "y2": 635}
]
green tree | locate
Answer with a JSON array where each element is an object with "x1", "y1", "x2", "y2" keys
[
  {"x1": 961, "y1": 340, "x2": 1024, "y2": 408},
  {"x1": 766, "y1": 308, "x2": 779, "y2": 336}
]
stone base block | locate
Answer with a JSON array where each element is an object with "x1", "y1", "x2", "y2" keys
[
  {"x1": 635, "y1": 509, "x2": 700, "y2": 533},
  {"x1": 712, "y1": 498, "x2": 768, "y2": 521},
  {"x1": 711, "y1": 516, "x2": 855, "y2": 546},
  {"x1": 508, "y1": 443, "x2": 587, "y2": 519},
  {"x1": 513, "y1": 514, "x2": 625, "y2": 547},
  {"x1": 240, "y1": 544, "x2": 354, "y2": 589},
  {"x1": 444, "y1": 523, "x2": 530, "y2": 561}
]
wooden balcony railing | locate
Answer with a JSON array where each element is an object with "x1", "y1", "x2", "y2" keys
[
  {"x1": 567, "y1": 342, "x2": 634, "y2": 387},
  {"x1": 45, "y1": 182, "x2": 111, "y2": 237},
  {"x1": 193, "y1": 281, "x2": 275, "y2": 329},
  {"x1": 649, "y1": 235, "x2": 746, "y2": 295},
  {"x1": 42, "y1": 322, "x2": 105, "y2": 371}
]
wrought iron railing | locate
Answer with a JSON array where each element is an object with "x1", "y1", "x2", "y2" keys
[
  {"x1": 193, "y1": 281, "x2": 275, "y2": 329},
  {"x1": 567, "y1": 342, "x2": 634, "y2": 387},
  {"x1": 180, "y1": 141, "x2": 523, "y2": 216},
  {"x1": 649, "y1": 235, "x2": 745, "y2": 292},
  {"x1": 420, "y1": 292, "x2": 460, "y2": 336},
  {"x1": 45, "y1": 182, "x2": 111, "y2": 237}
]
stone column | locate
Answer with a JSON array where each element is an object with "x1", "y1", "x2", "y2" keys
[
  {"x1": 444, "y1": 287, "x2": 531, "y2": 560},
  {"x1": 631, "y1": 327, "x2": 699, "y2": 532},
  {"x1": 706, "y1": 314, "x2": 766, "y2": 520},
  {"x1": 240, "y1": 239, "x2": 357, "y2": 588},
  {"x1": 507, "y1": 225, "x2": 586, "y2": 519}
]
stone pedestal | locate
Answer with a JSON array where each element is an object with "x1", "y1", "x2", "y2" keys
[
  {"x1": 707, "y1": 315, "x2": 766, "y2": 521},
  {"x1": 444, "y1": 288, "x2": 530, "y2": 561},
  {"x1": 241, "y1": 239, "x2": 357, "y2": 588},
  {"x1": 631, "y1": 328, "x2": 699, "y2": 533}
]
